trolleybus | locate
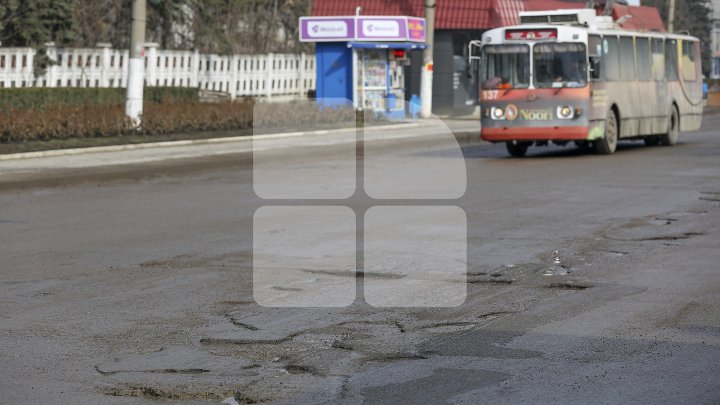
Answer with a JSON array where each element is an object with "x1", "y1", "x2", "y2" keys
[{"x1": 470, "y1": 9, "x2": 704, "y2": 157}]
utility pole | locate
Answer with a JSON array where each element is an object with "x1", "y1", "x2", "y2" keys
[
  {"x1": 668, "y1": 0, "x2": 676, "y2": 32},
  {"x1": 604, "y1": 0, "x2": 615, "y2": 16},
  {"x1": 126, "y1": 0, "x2": 147, "y2": 127},
  {"x1": 420, "y1": 0, "x2": 436, "y2": 118}
]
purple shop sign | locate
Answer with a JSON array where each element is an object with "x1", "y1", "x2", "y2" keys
[
  {"x1": 299, "y1": 16, "x2": 426, "y2": 43},
  {"x1": 300, "y1": 17, "x2": 356, "y2": 42},
  {"x1": 356, "y1": 17, "x2": 407, "y2": 41}
]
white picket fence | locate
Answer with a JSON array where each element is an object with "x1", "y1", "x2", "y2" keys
[{"x1": 0, "y1": 43, "x2": 316, "y2": 99}]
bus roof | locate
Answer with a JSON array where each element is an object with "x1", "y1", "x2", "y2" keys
[{"x1": 482, "y1": 9, "x2": 699, "y2": 43}]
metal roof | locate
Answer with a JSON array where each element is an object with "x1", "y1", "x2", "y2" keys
[
  {"x1": 311, "y1": 0, "x2": 665, "y2": 31},
  {"x1": 311, "y1": 0, "x2": 522, "y2": 29}
]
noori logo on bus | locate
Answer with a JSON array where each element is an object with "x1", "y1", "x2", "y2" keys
[
  {"x1": 520, "y1": 108, "x2": 553, "y2": 121},
  {"x1": 494, "y1": 104, "x2": 553, "y2": 121}
]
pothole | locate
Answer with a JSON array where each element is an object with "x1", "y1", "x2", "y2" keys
[
  {"x1": 547, "y1": 282, "x2": 591, "y2": 290},
  {"x1": 699, "y1": 191, "x2": 720, "y2": 202},
  {"x1": 285, "y1": 364, "x2": 321, "y2": 376},
  {"x1": 605, "y1": 231, "x2": 705, "y2": 242},
  {"x1": 226, "y1": 315, "x2": 259, "y2": 331},
  {"x1": 468, "y1": 278, "x2": 514, "y2": 285}
]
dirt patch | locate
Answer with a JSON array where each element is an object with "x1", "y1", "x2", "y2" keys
[{"x1": 103, "y1": 384, "x2": 249, "y2": 402}]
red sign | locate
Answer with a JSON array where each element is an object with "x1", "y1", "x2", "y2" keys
[{"x1": 505, "y1": 29, "x2": 557, "y2": 41}]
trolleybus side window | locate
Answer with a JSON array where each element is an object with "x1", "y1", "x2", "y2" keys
[
  {"x1": 681, "y1": 40, "x2": 698, "y2": 82},
  {"x1": 481, "y1": 44, "x2": 530, "y2": 89},
  {"x1": 619, "y1": 36, "x2": 636, "y2": 81},
  {"x1": 651, "y1": 38, "x2": 665, "y2": 81},
  {"x1": 603, "y1": 36, "x2": 621, "y2": 81},
  {"x1": 636, "y1": 37, "x2": 651, "y2": 81},
  {"x1": 589, "y1": 35, "x2": 603, "y2": 80},
  {"x1": 533, "y1": 42, "x2": 587, "y2": 88},
  {"x1": 665, "y1": 39, "x2": 679, "y2": 82}
]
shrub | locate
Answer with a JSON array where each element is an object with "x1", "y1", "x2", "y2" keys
[
  {"x1": 0, "y1": 98, "x2": 380, "y2": 144},
  {"x1": 0, "y1": 87, "x2": 198, "y2": 111}
]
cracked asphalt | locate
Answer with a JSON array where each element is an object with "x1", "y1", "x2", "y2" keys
[{"x1": 1, "y1": 113, "x2": 720, "y2": 404}]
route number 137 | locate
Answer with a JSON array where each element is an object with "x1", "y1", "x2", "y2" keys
[{"x1": 482, "y1": 90, "x2": 499, "y2": 100}]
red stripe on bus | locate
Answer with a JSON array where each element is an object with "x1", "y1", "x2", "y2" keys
[{"x1": 481, "y1": 126, "x2": 589, "y2": 141}]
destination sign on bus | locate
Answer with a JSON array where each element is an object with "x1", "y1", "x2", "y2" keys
[{"x1": 504, "y1": 29, "x2": 557, "y2": 40}]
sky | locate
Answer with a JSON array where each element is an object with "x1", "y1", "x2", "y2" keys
[{"x1": 626, "y1": 0, "x2": 640, "y2": 5}]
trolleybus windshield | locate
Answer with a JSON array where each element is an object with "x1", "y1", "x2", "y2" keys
[
  {"x1": 533, "y1": 43, "x2": 587, "y2": 88},
  {"x1": 481, "y1": 45, "x2": 530, "y2": 89}
]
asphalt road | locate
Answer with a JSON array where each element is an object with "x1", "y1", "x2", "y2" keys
[{"x1": 1, "y1": 113, "x2": 720, "y2": 404}]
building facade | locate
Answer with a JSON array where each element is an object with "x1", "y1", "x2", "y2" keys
[{"x1": 712, "y1": 0, "x2": 720, "y2": 78}]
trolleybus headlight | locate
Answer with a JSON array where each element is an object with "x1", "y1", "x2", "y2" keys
[
  {"x1": 491, "y1": 107, "x2": 506, "y2": 120},
  {"x1": 557, "y1": 105, "x2": 575, "y2": 120}
]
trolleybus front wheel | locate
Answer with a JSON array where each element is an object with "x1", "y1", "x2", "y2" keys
[
  {"x1": 595, "y1": 109, "x2": 618, "y2": 155},
  {"x1": 506, "y1": 141, "x2": 530, "y2": 157},
  {"x1": 660, "y1": 106, "x2": 679, "y2": 146}
]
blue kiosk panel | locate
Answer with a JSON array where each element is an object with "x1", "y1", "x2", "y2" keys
[{"x1": 315, "y1": 42, "x2": 353, "y2": 106}]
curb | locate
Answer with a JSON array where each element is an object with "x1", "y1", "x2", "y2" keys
[{"x1": 0, "y1": 121, "x2": 427, "y2": 162}]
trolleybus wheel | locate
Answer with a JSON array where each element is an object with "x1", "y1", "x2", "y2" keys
[
  {"x1": 660, "y1": 106, "x2": 679, "y2": 146},
  {"x1": 506, "y1": 141, "x2": 530, "y2": 157},
  {"x1": 595, "y1": 110, "x2": 618, "y2": 155}
]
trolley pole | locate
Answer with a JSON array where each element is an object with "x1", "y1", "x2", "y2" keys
[
  {"x1": 668, "y1": 0, "x2": 676, "y2": 33},
  {"x1": 420, "y1": 0, "x2": 436, "y2": 118},
  {"x1": 126, "y1": 0, "x2": 147, "y2": 127}
]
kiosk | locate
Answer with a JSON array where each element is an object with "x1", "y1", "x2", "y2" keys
[{"x1": 300, "y1": 15, "x2": 427, "y2": 118}]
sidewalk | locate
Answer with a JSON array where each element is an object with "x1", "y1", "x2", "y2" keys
[{"x1": 0, "y1": 118, "x2": 480, "y2": 182}]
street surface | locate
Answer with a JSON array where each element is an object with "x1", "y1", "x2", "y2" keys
[{"x1": 1, "y1": 113, "x2": 720, "y2": 404}]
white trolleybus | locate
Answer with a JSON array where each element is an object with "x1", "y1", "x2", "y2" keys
[{"x1": 470, "y1": 9, "x2": 703, "y2": 157}]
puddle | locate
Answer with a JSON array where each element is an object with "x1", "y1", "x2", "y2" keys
[
  {"x1": 544, "y1": 250, "x2": 569, "y2": 276},
  {"x1": 543, "y1": 267, "x2": 568, "y2": 277}
]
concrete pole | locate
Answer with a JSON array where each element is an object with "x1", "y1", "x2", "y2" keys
[
  {"x1": 668, "y1": 0, "x2": 676, "y2": 33},
  {"x1": 126, "y1": 0, "x2": 147, "y2": 127},
  {"x1": 420, "y1": 0, "x2": 436, "y2": 118}
]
